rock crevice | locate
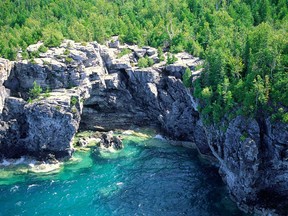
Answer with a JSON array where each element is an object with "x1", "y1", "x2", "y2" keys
[{"x1": 0, "y1": 40, "x2": 287, "y2": 215}]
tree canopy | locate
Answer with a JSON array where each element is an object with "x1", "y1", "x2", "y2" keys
[{"x1": 0, "y1": 0, "x2": 287, "y2": 123}]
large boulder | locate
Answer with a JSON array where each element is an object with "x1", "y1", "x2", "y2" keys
[{"x1": 99, "y1": 133, "x2": 123, "y2": 150}]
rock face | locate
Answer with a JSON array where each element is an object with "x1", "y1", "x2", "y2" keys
[
  {"x1": 99, "y1": 133, "x2": 123, "y2": 150},
  {"x1": 0, "y1": 39, "x2": 287, "y2": 215},
  {"x1": 0, "y1": 58, "x2": 12, "y2": 113},
  {"x1": 0, "y1": 41, "x2": 103, "y2": 159},
  {"x1": 204, "y1": 116, "x2": 288, "y2": 215},
  {"x1": 0, "y1": 96, "x2": 80, "y2": 159},
  {"x1": 1, "y1": 40, "x2": 201, "y2": 160}
]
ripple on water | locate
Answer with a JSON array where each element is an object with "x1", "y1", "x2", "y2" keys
[{"x1": 0, "y1": 132, "x2": 249, "y2": 216}]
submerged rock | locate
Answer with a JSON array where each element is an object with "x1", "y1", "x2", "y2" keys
[
  {"x1": 99, "y1": 133, "x2": 123, "y2": 150},
  {"x1": 0, "y1": 38, "x2": 287, "y2": 214}
]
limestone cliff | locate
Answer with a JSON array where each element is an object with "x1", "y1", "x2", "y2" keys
[{"x1": 0, "y1": 39, "x2": 287, "y2": 215}]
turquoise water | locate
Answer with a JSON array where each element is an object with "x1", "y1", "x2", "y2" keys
[{"x1": 0, "y1": 134, "x2": 247, "y2": 216}]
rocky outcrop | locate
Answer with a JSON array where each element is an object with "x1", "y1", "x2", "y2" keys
[
  {"x1": 0, "y1": 96, "x2": 80, "y2": 159},
  {"x1": 100, "y1": 133, "x2": 123, "y2": 150},
  {"x1": 0, "y1": 39, "x2": 287, "y2": 215},
  {"x1": 201, "y1": 115, "x2": 288, "y2": 215},
  {"x1": 0, "y1": 40, "x2": 104, "y2": 159},
  {"x1": 0, "y1": 58, "x2": 12, "y2": 113},
  {"x1": 0, "y1": 40, "x2": 202, "y2": 160}
]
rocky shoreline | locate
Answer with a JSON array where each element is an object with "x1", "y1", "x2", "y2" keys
[{"x1": 0, "y1": 39, "x2": 287, "y2": 215}]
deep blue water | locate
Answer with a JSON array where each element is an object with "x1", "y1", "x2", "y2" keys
[{"x1": 0, "y1": 134, "x2": 248, "y2": 216}]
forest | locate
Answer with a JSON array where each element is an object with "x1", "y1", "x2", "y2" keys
[{"x1": 0, "y1": 0, "x2": 287, "y2": 124}]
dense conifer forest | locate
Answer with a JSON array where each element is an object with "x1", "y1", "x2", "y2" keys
[{"x1": 0, "y1": 0, "x2": 287, "y2": 123}]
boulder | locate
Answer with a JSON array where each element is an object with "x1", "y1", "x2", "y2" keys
[
  {"x1": 108, "y1": 40, "x2": 120, "y2": 49},
  {"x1": 165, "y1": 64, "x2": 187, "y2": 79},
  {"x1": 134, "y1": 48, "x2": 146, "y2": 58},
  {"x1": 77, "y1": 138, "x2": 89, "y2": 147},
  {"x1": 27, "y1": 42, "x2": 43, "y2": 53},
  {"x1": 146, "y1": 48, "x2": 156, "y2": 56},
  {"x1": 99, "y1": 133, "x2": 123, "y2": 149}
]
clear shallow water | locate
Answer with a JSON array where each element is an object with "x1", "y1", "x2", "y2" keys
[{"x1": 0, "y1": 134, "x2": 248, "y2": 216}]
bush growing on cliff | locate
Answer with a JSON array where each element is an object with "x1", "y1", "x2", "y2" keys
[
  {"x1": 29, "y1": 81, "x2": 42, "y2": 100},
  {"x1": 137, "y1": 57, "x2": 148, "y2": 68},
  {"x1": 117, "y1": 48, "x2": 131, "y2": 58},
  {"x1": 183, "y1": 68, "x2": 192, "y2": 88},
  {"x1": 70, "y1": 96, "x2": 78, "y2": 107},
  {"x1": 157, "y1": 48, "x2": 165, "y2": 61},
  {"x1": 0, "y1": 0, "x2": 287, "y2": 124},
  {"x1": 38, "y1": 45, "x2": 48, "y2": 53},
  {"x1": 166, "y1": 53, "x2": 177, "y2": 65}
]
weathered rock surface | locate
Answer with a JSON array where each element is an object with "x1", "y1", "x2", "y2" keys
[
  {"x1": 99, "y1": 133, "x2": 123, "y2": 150},
  {"x1": 204, "y1": 116, "x2": 288, "y2": 215},
  {"x1": 0, "y1": 92, "x2": 82, "y2": 159},
  {"x1": 1, "y1": 40, "x2": 201, "y2": 160},
  {"x1": 0, "y1": 39, "x2": 287, "y2": 215},
  {"x1": 0, "y1": 58, "x2": 12, "y2": 113}
]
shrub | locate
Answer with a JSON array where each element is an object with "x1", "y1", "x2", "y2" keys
[
  {"x1": 38, "y1": 45, "x2": 48, "y2": 53},
  {"x1": 43, "y1": 30, "x2": 63, "y2": 48},
  {"x1": 43, "y1": 60, "x2": 49, "y2": 65},
  {"x1": 166, "y1": 53, "x2": 178, "y2": 64},
  {"x1": 29, "y1": 81, "x2": 42, "y2": 100},
  {"x1": 30, "y1": 58, "x2": 37, "y2": 64},
  {"x1": 183, "y1": 68, "x2": 192, "y2": 88},
  {"x1": 157, "y1": 47, "x2": 165, "y2": 61},
  {"x1": 43, "y1": 88, "x2": 51, "y2": 98},
  {"x1": 195, "y1": 64, "x2": 203, "y2": 71},
  {"x1": 21, "y1": 51, "x2": 29, "y2": 59},
  {"x1": 147, "y1": 57, "x2": 154, "y2": 67},
  {"x1": 117, "y1": 48, "x2": 131, "y2": 58},
  {"x1": 70, "y1": 96, "x2": 78, "y2": 106},
  {"x1": 30, "y1": 50, "x2": 40, "y2": 58},
  {"x1": 138, "y1": 57, "x2": 148, "y2": 68},
  {"x1": 65, "y1": 57, "x2": 73, "y2": 63},
  {"x1": 63, "y1": 49, "x2": 70, "y2": 55}
]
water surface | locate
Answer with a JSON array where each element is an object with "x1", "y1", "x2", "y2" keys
[{"x1": 0, "y1": 133, "x2": 247, "y2": 216}]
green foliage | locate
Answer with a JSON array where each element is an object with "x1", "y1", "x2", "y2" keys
[
  {"x1": 183, "y1": 68, "x2": 192, "y2": 88},
  {"x1": 147, "y1": 57, "x2": 154, "y2": 67},
  {"x1": 29, "y1": 81, "x2": 42, "y2": 100},
  {"x1": 138, "y1": 56, "x2": 154, "y2": 68},
  {"x1": 38, "y1": 45, "x2": 48, "y2": 53},
  {"x1": 70, "y1": 96, "x2": 78, "y2": 107},
  {"x1": 195, "y1": 64, "x2": 203, "y2": 71},
  {"x1": 166, "y1": 53, "x2": 178, "y2": 65},
  {"x1": 21, "y1": 51, "x2": 29, "y2": 60},
  {"x1": 65, "y1": 57, "x2": 73, "y2": 64},
  {"x1": 43, "y1": 60, "x2": 50, "y2": 65},
  {"x1": 43, "y1": 26, "x2": 63, "y2": 47},
  {"x1": 272, "y1": 108, "x2": 288, "y2": 123},
  {"x1": 137, "y1": 57, "x2": 148, "y2": 68},
  {"x1": 157, "y1": 48, "x2": 165, "y2": 61},
  {"x1": 0, "y1": 0, "x2": 287, "y2": 124},
  {"x1": 30, "y1": 51, "x2": 40, "y2": 58},
  {"x1": 30, "y1": 58, "x2": 37, "y2": 64},
  {"x1": 43, "y1": 88, "x2": 51, "y2": 98},
  {"x1": 63, "y1": 49, "x2": 70, "y2": 55},
  {"x1": 117, "y1": 48, "x2": 131, "y2": 58}
]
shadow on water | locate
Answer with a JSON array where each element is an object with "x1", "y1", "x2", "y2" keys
[
  {"x1": 0, "y1": 135, "x2": 250, "y2": 216},
  {"x1": 90, "y1": 138, "x2": 249, "y2": 216}
]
